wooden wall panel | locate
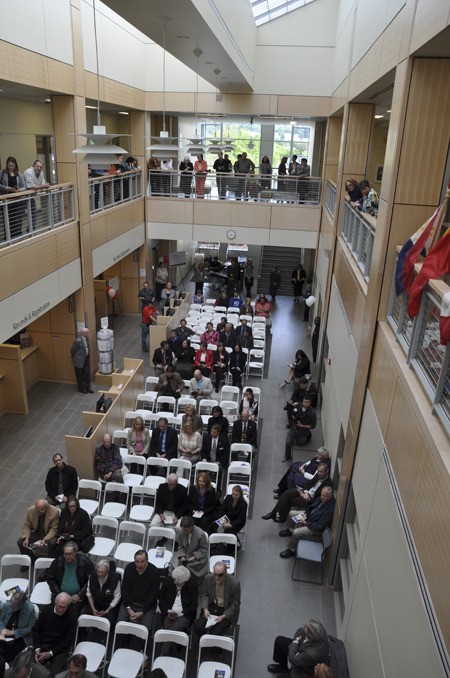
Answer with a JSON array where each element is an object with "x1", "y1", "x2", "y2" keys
[
  {"x1": 0, "y1": 237, "x2": 58, "y2": 302},
  {"x1": 90, "y1": 215, "x2": 106, "y2": 251},
  {"x1": 31, "y1": 331, "x2": 56, "y2": 379},
  {"x1": 270, "y1": 205, "x2": 320, "y2": 231},
  {"x1": 192, "y1": 200, "x2": 232, "y2": 227},
  {"x1": 52, "y1": 334, "x2": 77, "y2": 382},
  {"x1": 410, "y1": 0, "x2": 450, "y2": 54},
  {"x1": 50, "y1": 300, "x2": 75, "y2": 334},
  {"x1": 348, "y1": 35, "x2": 383, "y2": 102},
  {"x1": 56, "y1": 225, "x2": 80, "y2": 267},
  {"x1": 0, "y1": 349, "x2": 27, "y2": 413},
  {"x1": 231, "y1": 203, "x2": 271, "y2": 230},
  {"x1": 120, "y1": 278, "x2": 139, "y2": 314},
  {"x1": 342, "y1": 104, "x2": 374, "y2": 175},
  {"x1": 368, "y1": 333, "x2": 397, "y2": 438},
  {"x1": 334, "y1": 241, "x2": 367, "y2": 340},
  {"x1": 148, "y1": 198, "x2": 194, "y2": 224}
]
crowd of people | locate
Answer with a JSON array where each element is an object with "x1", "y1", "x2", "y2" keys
[{"x1": 344, "y1": 177, "x2": 379, "y2": 217}]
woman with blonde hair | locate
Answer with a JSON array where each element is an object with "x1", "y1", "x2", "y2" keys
[
  {"x1": 181, "y1": 403, "x2": 203, "y2": 434},
  {"x1": 177, "y1": 420, "x2": 202, "y2": 464},
  {"x1": 187, "y1": 471, "x2": 219, "y2": 533}
]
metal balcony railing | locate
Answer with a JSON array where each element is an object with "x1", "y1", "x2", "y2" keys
[
  {"x1": 89, "y1": 170, "x2": 143, "y2": 214},
  {"x1": 0, "y1": 184, "x2": 74, "y2": 247},
  {"x1": 341, "y1": 200, "x2": 376, "y2": 281},
  {"x1": 148, "y1": 170, "x2": 322, "y2": 205},
  {"x1": 387, "y1": 257, "x2": 450, "y2": 435},
  {"x1": 325, "y1": 179, "x2": 337, "y2": 217}
]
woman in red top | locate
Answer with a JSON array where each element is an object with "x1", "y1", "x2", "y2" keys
[
  {"x1": 194, "y1": 153, "x2": 208, "y2": 198},
  {"x1": 200, "y1": 321, "x2": 220, "y2": 346},
  {"x1": 254, "y1": 293, "x2": 272, "y2": 333},
  {"x1": 193, "y1": 341, "x2": 214, "y2": 377}
]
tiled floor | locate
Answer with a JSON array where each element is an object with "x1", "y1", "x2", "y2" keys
[{"x1": 0, "y1": 282, "x2": 335, "y2": 677}]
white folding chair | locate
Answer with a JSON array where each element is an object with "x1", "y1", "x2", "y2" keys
[
  {"x1": 207, "y1": 343, "x2": 218, "y2": 352},
  {"x1": 214, "y1": 306, "x2": 227, "y2": 313},
  {"x1": 113, "y1": 430, "x2": 129, "y2": 460},
  {"x1": 142, "y1": 412, "x2": 161, "y2": 430},
  {"x1": 169, "y1": 458, "x2": 192, "y2": 485},
  {"x1": 176, "y1": 397, "x2": 197, "y2": 415},
  {"x1": 171, "y1": 413, "x2": 184, "y2": 432},
  {"x1": 89, "y1": 516, "x2": 119, "y2": 559},
  {"x1": 101, "y1": 483, "x2": 129, "y2": 519},
  {"x1": 144, "y1": 458, "x2": 169, "y2": 491},
  {"x1": 253, "y1": 316, "x2": 266, "y2": 326},
  {"x1": 253, "y1": 338, "x2": 265, "y2": 349},
  {"x1": 124, "y1": 411, "x2": 142, "y2": 428},
  {"x1": 208, "y1": 533, "x2": 238, "y2": 575},
  {"x1": 114, "y1": 521, "x2": 147, "y2": 565},
  {"x1": 156, "y1": 396, "x2": 177, "y2": 414},
  {"x1": 252, "y1": 327, "x2": 266, "y2": 339},
  {"x1": 0, "y1": 555, "x2": 31, "y2": 602},
  {"x1": 240, "y1": 314, "x2": 253, "y2": 323},
  {"x1": 30, "y1": 557, "x2": 53, "y2": 606},
  {"x1": 227, "y1": 307, "x2": 240, "y2": 315},
  {"x1": 226, "y1": 461, "x2": 252, "y2": 497},
  {"x1": 229, "y1": 443, "x2": 253, "y2": 465},
  {"x1": 77, "y1": 479, "x2": 102, "y2": 516},
  {"x1": 247, "y1": 349, "x2": 265, "y2": 380},
  {"x1": 147, "y1": 526, "x2": 176, "y2": 569},
  {"x1": 220, "y1": 385, "x2": 240, "y2": 403},
  {"x1": 145, "y1": 376, "x2": 159, "y2": 391},
  {"x1": 122, "y1": 455, "x2": 147, "y2": 487},
  {"x1": 129, "y1": 486, "x2": 156, "y2": 523},
  {"x1": 197, "y1": 635, "x2": 235, "y2": 678},
  {"x1": 198, "y1": 399, "x2": 219, "y2": 417},
  {"x1": 74, "y1": 615, "x2": 110, "y2": 677},
  {"x1": 108, "y1": 621, "x2": 149, "y2": 678},
  {"x1": 204, "y1": 298, "x2": 216, "y2": 305},
  {"x1": 151, "y1": 629, "x2": 189, "y2": 678},
  {"x1": 195, "y1": 461, "x2": 219, "y2": 488},
  {"x1": 135, "y1": 393, "x2": 157, "y2": 412},
  {"x1": 190, "y1": 303, "x2": 203, "y2": 312},
  {"x1": 220, "y1": 400, "x2": 239, "y2": 423}
]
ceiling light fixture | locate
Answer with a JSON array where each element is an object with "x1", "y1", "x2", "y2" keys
[
  {"x1": 186, "y1": 47, "x2": 205, "y2": 156},
  {"x1": 208, "y1": 69, "x2": 223, "y2": 155},
  {"x1": 374, "y1": 114, "x2": 384, "y2": 119}
]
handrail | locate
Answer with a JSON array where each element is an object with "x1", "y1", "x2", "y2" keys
[
  {"x1": 341, "y1": 199, "x2": 376, "y2": 280},
  {"x1": 325, "y1": 179, "x2": 337, "y2": 217},
  {"x1": 0, "y1": 183, "x2": 75, "y2": 247},
  {"x1": 147, "y1": 170, "x2": 322, "y2": 205},
  {"x1": 88, "y1": 170, "x2": 143, "y2": 214}
]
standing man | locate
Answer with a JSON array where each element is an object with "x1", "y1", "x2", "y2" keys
[
  {"x1": 32, "y1": 593, "x2": 77, "y2": 676},
  {"x1": 44, "y1": 454, "x2": 78, "y2": 508},
  {"x1": 141, "y1": 299, "x2": 158, "y2": 352},
  {"x1": 23, "y1": 160, "x2": 50, "y2": 228},
  {"x1": 94, "y1": 433, "x2": 123, "y2": 482},
  {"x1": 138, "y1": 281, "x2": 154, "y2": 312},
  {"x1": 70, "y1": 328, "x2": 93, "y2": 394},
  {"x1": 269, "y1": 266, "x2": 281, "y2": 301},
  {"x1": 213, "y1": 151, "x2": 232, "y2": 200},
  {"x1": 234, "y1": 152, "x2": 255, "y2": 201},
  {"x1": 17, "y1": 499, "x2": 59, "y2": 565}
]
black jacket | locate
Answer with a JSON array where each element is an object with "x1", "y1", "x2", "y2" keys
[
  {"x1": 87, "y1": 569, "x2": 120, "y2": 611},
  {"x1": 231, "y1": 419, "x2": 258, "y2": 448},
  {"x1": 219, "y1": 330, "x2": 237, "y2": 348},
  {"x1": 207, "y1": 415, "x2": 229, "y2": 437},
  {"x1": 201, "y1": 434, "x2": 230, "y2": 467},
  {"x1": 47, "y1": 552, "x2": 94, "y2": 601},
  {"x1": 55, "y1": 507, "x2": 93, "y2": 550},
  {"x1": 154, "y1": 482, "x2": 188, "y2": 518},
  {"x1": 45, "y1": 464, "x2": 78, "y2": 501},
  {"x1": 187, "y1": 486, "x2": 220, "y2": 522},
  {"x1": 218, "y1": 495, "x2": 247, "y2": 532},
  {"x1": 149, "y1": 426, "x2": 178, "y2": 459},
  {"x1": 152, "y1": 347, "x2": 174, "y2": 368},
  {"x1": 158, "y1": 576, "x2": 198, "y2": 623}
]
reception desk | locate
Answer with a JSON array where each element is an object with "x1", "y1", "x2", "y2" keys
[{"x1": 0, "y1": 343, "x2": 39, "y2": 415}]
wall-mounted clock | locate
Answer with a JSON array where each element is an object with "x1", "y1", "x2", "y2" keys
[{"x1": 226, "y1": 229, "x2": 236, "y2": 240}]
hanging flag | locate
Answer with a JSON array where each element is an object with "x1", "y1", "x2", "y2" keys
[
  {"x1": 440, "y1": 291, "x2": 450, "y2": 346},
  {"x1": 394, "y1": 202, "x2": 444, "y2": 296},
  {"x1": 407, "y1": 226, "x2": 450, "y2": 318}
]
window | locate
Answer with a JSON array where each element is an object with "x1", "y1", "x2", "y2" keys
[{"x1": 250, "y1": 0, "x2": 317, "y2": 26}]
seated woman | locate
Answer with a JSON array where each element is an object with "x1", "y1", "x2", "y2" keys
[
  {"x1": 238, "y1": 387, "x2": 259, "y2": 421},
  {"x1": 214, "y1": 291, "x2": 229, "y2": 309},
  {"x1": 175, "y1": 338, "x2": 196, "y2": 379},
  {"x1": 159, "y1": 565, "x2": 198, "y2": 633},
  {"x1": 254, "y1": 293, "x2": 272, "y2": 332},
  {"x1": 188, "y1": 471, "x2": 219, "y2": 533},
  {"x1": 177, "y1": 421, "x2": 203, "y2": 464},
  {"x1": 156, "y1": 365, "x2": 184, "y2": 401},
  {"x1": 207, "y1": 405, "x2": 229, "y2": 437},
  {"x1": 213, "y1": 342, "x2": 229, "y2": 393},
  {"x1": 181, "y1": 403, "x2": 203, "y2": 434},
  {"x1": 273, "y1": 446, "x2": 331, "y2": 498},
  {"x1": 51, "y1": 495, "x2": 94, "y2": 557},
  {"x1": 85, "y1": 559, "x2": 121, "y2": 629},
  {"x1": 280, "y1": 349, "x2": 311, "y2": 388},
  {"x1": 200, "y1": 322, "x2": 220, "y2": 346},
  {"x1": 192, "y1": 289, "x2": 205, "y2": 304},
  {"x1": 0, "y1": 591, "x2": 36, "y2": 664},
  {"x1": 229, "y1": 343, "x2": 247, "y2": 388},
  {"x1": 345, "y1": 177, "x2": 363, "y2": 208},
  {"x1": 240, "y1": 297, "x2": 254, "y2": 316},
  {"x1": 193, "y1": 341, "x2": 214, "y2": 377},
  {"x1": 216, "y1": 485, "x2": 247, "y2": 537},
  {"x1": 126, "y1": 415, "x2": 150, "y2": 462}
]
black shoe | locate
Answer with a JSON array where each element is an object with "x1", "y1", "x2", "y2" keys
[
  {"x1": 261, "y1": 512, "x2": 274, "y2": 521},
  {"x1": 272, "y1": 488, "x2": 280, "y2": 494},
  {"x1": 279, "y1": 529, "x2": 292, "y2": 537},
  {"x1": 267, "y1": 664, "x2": 286, "y2": 674},
  {"x1": 86, "y1": 387, "x2": 94, "y2": 394},
  {"x1": 280, "y1": 549, "x2": 295, "y2": 558},
  {"x1": 20, "y1": 565, "x2": 30, "y2": 572},
  {"x1": 286, "y1": 424, "x2": 291, "y2": 429},
  {"x1": 156, "y1": 537, "x2": 167, "y2": 547}
]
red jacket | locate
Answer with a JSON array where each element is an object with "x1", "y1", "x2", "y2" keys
[
  {"x1": 194, "y1": 348, "x2": 214, "y2": 371},
  {"x1": 142, "y1": 304, "x2": 157, "y2": 325}
]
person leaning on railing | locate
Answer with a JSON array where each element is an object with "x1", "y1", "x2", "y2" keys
[
  {"x1": 345, "y1": 177, "x2": 363, "y2": 208},
  {"x1": 357, "y1": 179, "x2": 379, "y2": 217},
  {"x1": 0, "y1": 156, "x2": 27, "y2": 239}
]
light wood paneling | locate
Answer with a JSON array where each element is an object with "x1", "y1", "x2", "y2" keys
[
  {"x1": 192, "y1": 200, "x2": 232, "y2": 226},
  {"x1": 148, "y1": 198, "x2": 194, "y2": 224},
  {"x1": 56, "y1": 225, "x2": 80, "y2": 267},
  {"x1": 276, "y1": 95, "x2": 331, "y2": 117},
  {"x1": 52, "y1": 333, "x2": 76, "y2": 382},
  {"x1": 31, "y1": 331, "x2": 56, "y2": 379},
  {"x1": 0, "y1": 346, "x2": 28, "y2": 414},
  {"x1": 343, "y1": 104, "x2": 374, "y2": 175},
  {"x1": 0, "y1": 237, "x2": 58, "y2": 302},
  {"x1": 23, "y1": 351, "x2": 38, "y2": 390},
  {"x1": 231, "y1": 203, "x2": 271, "y2": 229},
  {"x1": 379, "y1": 11, "x2": 403, "y2": 76},
  {"x1": 29, "y1": 313, "x2": 51, "y2": 333},
  {"x1": 368, "y1": 334, "x2": 399, "y2": 439},
  {"x1": 396, "y1": 59, "x2": 450, "y2": 205},
  {"x1": 120, "y1": 278, "x2": 139, "y2": 314},
  {"x1": 270, "y1": 205, "x2": 320, "y2": 231},
  {"x1": 410, "y1": 0, "x2": 450, "y2": 54},
  {"x1": 90, "y1": 214, "x2": 107, "y2": 251},
  {"x1": 46, "y1": 59, "x2": 75, "y2": 95},
  {"x1": 348, "y1": 35, "x2": 383, "y2": 101},
  {"x1": 50, "y1": 299, "x2": 75, "y2": 334},
  {"x1": 334, "y1": 240, "x2": 367, "y2": 341}
]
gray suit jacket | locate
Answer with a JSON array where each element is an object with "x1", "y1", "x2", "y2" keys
[
  {"x1": 71, "y1": 336, "x2": 88, "y2": 368},
  {"x1": 5, "y1": 665, "x2": 51, "y2": 678},
  {"x1": 189, "y1": 376, "x2": 213, "y2": 398},
  {"x1": 175, "y1": 525, "x2": 208, "y2": 578},
  {"x1": 200, "y1": 572, "x2": 240, "y2": 625}
]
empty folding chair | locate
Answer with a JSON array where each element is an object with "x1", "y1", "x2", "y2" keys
[
  {"x1": 176, "y1": 396, "x2": 197, "y2": 416},
  {"x1": 198, "y1": 399, "x2": 219, "y2": 417},
  {"x1": 190, "y1": 303, "x2": 203, "y2": 312},
  {"x1": 77, "y1": 479, "x2": 102, "y2": 516},
  {"x1": 108, "y1": 621, "x2": 149, "y2": 678},
  {"x1": 147, "y1": 526, "x2": 176, "y2": 569},
  {"x1": 208, "y1": 533, "x2": 238, "y2": 575},
  {"x1": 240, "y1": 314, "x2": 253, "y2": 323},
  {"x1": 89, "y1": 516, "x2": 119, "y2": 559},
  {"x1": 226, "y1": 461, "x2": 251, "y2": 497},
  {"x1": 171, "y1": 413, "x2": 184, "y2": 432},
  {"x1": 30, "y1": 557, "x2": 53, "y2": 606},
  {"x1": 74, "y1": 614, "x2": 110, "y2": 677},
  {"x1": 291, "y1": 527, "x2": 332, "y2": 584},
  {"x1": 142, "y1": 412, "x2": 161, "y2": 430},
  {"x1": 151, "y1": 629, "x2": 189, "y2": 678},
  {"x1": 253, "y1": 338, "x2": 265, "y2": 349},
  {"x1": 220, "y1": 400, "x2": 239, "y2": 423},
  {"x1": 101, "y1": 483, "x2": 129, "y2": 520},
  {"x1": 169, "y1": 458, "x2": 192, "y2": 487},
  {"x1": 195, "y1": 461, "x2": 219, "y2": 488},
  {"x1": 144, "y1": 457, "x2": 169, "y2": 492},
  {"x1": 114, "y1": 521, "x2": 147, "y2": 566},
  {"x1": 145, "y1": 376, "x2": 159, "y2": 392},
  {"x1": 122, "y1": 455, "x2": 146, "y2": 487},
  {"x1": 214, "y1": 306, "x2": 227, "y2": 314},
  {"x1": 135, "y1": 392, "x2": 156, "y2": 412},
  {"x1": 112, "y1": 429, "x2": 129, "y2": 460},
  {"x1": 207, "y1": 343, "x2": 218, "y2": 353},
  {"x1": 227, "y1": 307, "x2": 240, "y2": 316},
  {"x1": 253, "y1": 316, "x2": 266, "y2": 327},
  {"x1": 156, "y1": 396, "x2": 177, "y2": 414},
  {"x1": 229, "y1": 443, "x2": 253, "y2": 465},
  {"x1": 220, "y1": 385, "x2": 240, "y2": 403},
  {"x1": 0, "y1": 555, "x2": 31, "y2": 601},
  {"x1": 247, "y1": 349, "x2": 265, "y2": 380},
  {"x1": 129, "y1": 486, "x2": 156, "y2": 523},
  {"x1": 204, "y1": 298, "x2": 216, "y2": 305},
  {"x1": 197, "y1": 635, "x2": 235, "y2": 678}
]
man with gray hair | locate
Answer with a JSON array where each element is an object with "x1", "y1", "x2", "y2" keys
[
  {"x1": 46, "y1": 542, "x2": 94, "y2": 613},
  {"x1": 17, "y1": 499, "x2": 59, "y2": 566},
  {"x1": 32, "y1": 593, "x2": 77, "y2": 676},
  {"x1": 70, "y1": 328, "x2": 93, "y2": 394},
  {"x1": 150, "y1": 473, "x2": 187, "y2": 527},
  {"x1": 267, "y1": 618, "x2": 330, "y2": 677},
  {"x1": 279, "y1": 486, "x2": 336, "y2": 558},
  {"x1": 194, "y1": 560, "x2": 240, "y2": 639},
  {"x1": 4, "y1": 646, "x2": 51, "y2": 678}
]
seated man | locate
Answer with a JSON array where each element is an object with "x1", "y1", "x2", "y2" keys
[
  {"x1": 150, "y1": 474, "x2": 188, "y2": 528},
  {"x1": 262, "y1": 464, "x2": 332, "y2": 523},
  {"x1": 46, "y1": 542, "x2": 94, "y2": 613},
  {"x1": 44, "y1": 454, "x2": 78, "y2": 508},
  {"x1": 176, "y1": 318, "x2": 194, "y2": 342},
  {"x1": 17, "y1": 499, "x2": 59, "y2": 565},
  {"x1": 231, "y1": 410, "x2": 258, "y2": 450},
  {"x1": 189, "y1": 369, "x2": 213, "y2": 406},
  {"x1": 201, "y1": 423, "x2": 229, "y2": 490},
  {"x1": 156, "y1": 365, "x2": 184, "y2": 401},
  {"x1": 32, "y1": 593, "x2": 77, "y2": 676},
  {"x1": 149, "y1": 417, "x2": 178, "y2": 461},
  {"x1": 284, "y1": 377, "x2": 318, "y2": 425},
  {"x1": 54, "y1": 653, "x2": 97, "y2": 678},
  {"x1": 153, "y1": 340, "x2": 174, "y2": 377},
  {"x1": 117, "y1": 550, "x2": 160, "y2": 646},
  {"x1": 219, "y1": 322, "x2": 237, "y2": 348},
  {"x1": 279, "y1": 487, "x2": 336, "y2": 558},
  {"x1": 175, "y1": 516, "x2": 208, "y2": 582},
  {"x1": 4, "y1": 646, "x2": 52, "y2": 678},
  {"x1": 194, "y1": 561, "x2": 240, "y2": 639},
  {"x1": 94, "y1": 433, "x2": 123, "y2": 482},
  {"x1": 274, "y1": 447, "x2": 331, "y2": 498},
  {"x1": 282, "y1": 396, "x2": 316, "y2": 462},
  {"x1": 267, "y1": 619, "x2": 330, "y2": 676}
]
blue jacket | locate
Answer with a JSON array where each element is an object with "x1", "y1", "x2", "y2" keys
[{"x1": 0, "y1": 600, "x2": 36, "y2": 646}]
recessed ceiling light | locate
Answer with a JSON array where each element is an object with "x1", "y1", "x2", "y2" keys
[
  {"x1": 374, "y1": 114, "x2": 384, "y2": 119},
  {"x1": 44, "y1": 98, "x2": 51, "y2": 103},
  {"x1": 118, "y1": 111, "x2": 129, "y2": 115},
  {"x1": 386, "y1": 109, "x2": 391, "y2": 113}
]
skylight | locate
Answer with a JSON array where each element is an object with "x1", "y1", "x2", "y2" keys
[{"x1": 250, "y1": 0, "x2": 316, "y2": 26}]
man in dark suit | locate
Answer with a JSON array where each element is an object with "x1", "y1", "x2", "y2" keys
[
  {"x1": 149, "y1": 417, "x2": 178, "y2": 461},
  {"x1": 150, "y1": 474, "x2": 188, "y2": 527},
  {"x1": 201, "y1": 423, "x2": 230, "y2": 492},
  {"x1": 32, "y1": 593, "x2": 77, "y2": 675},
  {"x1": 262, "y1": 464, "x2": 332, "y2": 522},
  {"x1": 279, "y1": 486, "x2": 335, "y2": 558},
  {"x1": 194, "y1": 561, "x2": 240, "y2": 639},
  {"x1": 219, "y1": 322, "x2": 237, "y2": 348},
  {"x1": 231, "y1": 411, "x2": 258, "y2": 449},
  {"x1": 152, "y1": 340, "x2": 174, "y2": 377},
  {"x1": 70, "y1": 328, "x2": 93, "y2": 393},
  {"x1": 44, "y1": 454, "x2": 78, "y2": 507}
]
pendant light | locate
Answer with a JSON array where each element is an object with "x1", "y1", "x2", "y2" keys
[
  {"x1": 207, "y1": 68, "x2": 223, "y2": 155},
  {"x1": 186, "y1": 47, "x2": 205, "y2": 156}
]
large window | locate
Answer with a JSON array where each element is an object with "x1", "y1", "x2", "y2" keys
[{"x1": 250, "y1": 0, "x2": 317, "y2": 26}]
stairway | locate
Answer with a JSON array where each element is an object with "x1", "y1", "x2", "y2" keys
[{"x1": 257, "y1": 245, "x2": 309, "y2": 297}]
